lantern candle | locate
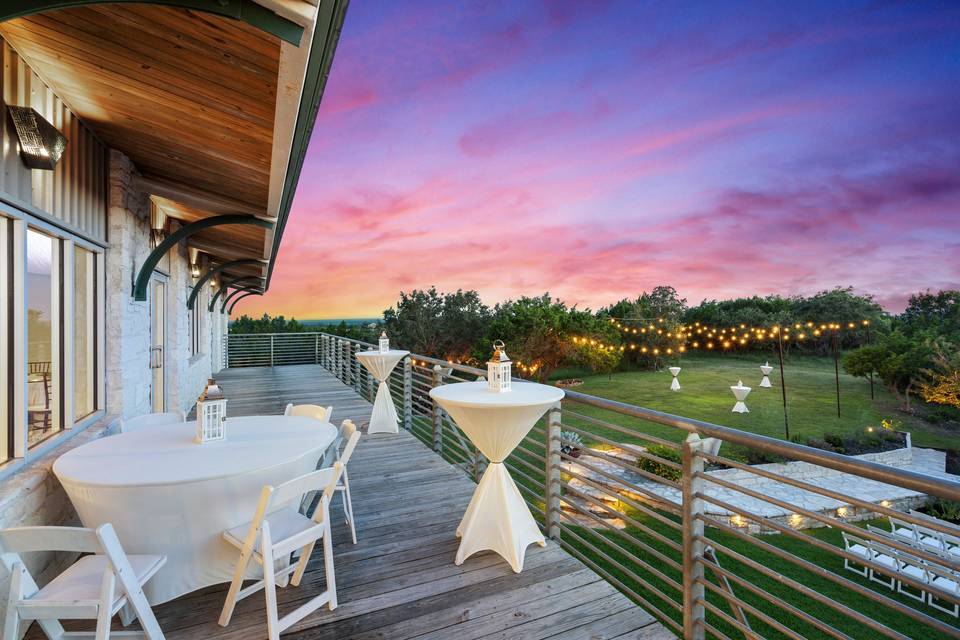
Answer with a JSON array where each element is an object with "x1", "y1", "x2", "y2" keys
[
  {"x1": 196, "y1": 378, "x2": 227, "y2": 443},
  {"x1": 379, "y1": 331, "x2": 390, "y2": 353},
  {"x1": 487, "y1": 340, "x2": 512, "y2": 393}
]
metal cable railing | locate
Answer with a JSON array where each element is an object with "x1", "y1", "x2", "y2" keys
[{"x1": 225, "y1": 332, "x2": 960, "y2": 640}]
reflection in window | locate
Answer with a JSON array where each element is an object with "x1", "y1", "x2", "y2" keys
[
  {"x1": 74, "y1": 247, "x2": 96, "y2": 420},
  {"x1": 27, "y1": 229, "x2": 58, "y2": 445}
]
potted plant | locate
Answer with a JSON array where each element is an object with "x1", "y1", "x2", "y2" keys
[{"x1": 560, "y1": 430, "x2": 584, "y2": 458}]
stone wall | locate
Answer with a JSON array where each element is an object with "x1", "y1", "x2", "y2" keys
[{"x1": 1, "y1": 150, "x2": 226, "y2": 632}]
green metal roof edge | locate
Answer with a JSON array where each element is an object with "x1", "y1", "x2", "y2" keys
[
  {"x1": 0, "y1": 1, "x2": 305, "y2": 45},
  {"x1": 265, "y1": 0, "x2": 348, "y2": 289}
]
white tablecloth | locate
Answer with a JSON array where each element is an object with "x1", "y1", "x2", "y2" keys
[
  {"x1": 430, "y1": 381, "x2": 564, "y2": 572},
  {"x1": 53, "y1": 416, "x2": 337, "y2": 604},
  {"x1": 356, "y1": 350, "x2": 408, "y2": 434}
]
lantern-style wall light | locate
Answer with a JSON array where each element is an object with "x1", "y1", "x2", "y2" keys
[
  {"x1": 7, "y1": 106, "x2": 67, "y2": 170},
  {"x1": 189, "y1": 248, "x2": 201, "y2": 279},
  {"x1": 196, "y1": 378, "x2": 227, "y2": 443},
  {"x1": 487, "y1": 340, "x2": 512, "y2": 393}
]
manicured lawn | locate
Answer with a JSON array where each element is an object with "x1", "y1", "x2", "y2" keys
[{"x1": 551, "y1": 353, "x2": 958, "y2": 452}]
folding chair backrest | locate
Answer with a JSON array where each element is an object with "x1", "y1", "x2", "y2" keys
[
  {"x1": 265, "y1": 462, "x2": 344, "y2": 513},
  {"x1": 285, "y1": 404, "x2": 333, "y2": 422},
  {"x1": 339, "y1": 420, "x2": 360, "y2": 465},
  {"x1": 889, "y1": 516, "x2": 919, "y2": 538},
  {"x1": 121, "y1": 411, "x2": 184, "y2": 433},
  {"x1": 0, "y1": 526, "x2": 100, "y2": 555},
  {"x1": 842, "y1": 531, "x2": 867, "y2": 550}
]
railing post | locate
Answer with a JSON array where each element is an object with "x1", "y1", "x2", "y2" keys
[
  {"x1": 340, "y1": 339, "x2": 348, "y2": 383},
  {"x1": 270, "y1": 334, "x2": 274, "y2": 367},
  {"x1": 682, "y1": 434, "x2": 707, "y2": 640},
  {"x1": 314, "y1": 333, "x2": 319, "y2": 364},
  {"x1": 545, "y1": 401, "x2": 562, "y2": 540},
  {"x1": 402, "y1": 357, "x2": 412, "y2": 431},
  {"x1": 431, "y1": 365, "x2": 444, "y2": 454},
  {"x1": 352, "y1": 343, "x2": 362, "y2": 394}
]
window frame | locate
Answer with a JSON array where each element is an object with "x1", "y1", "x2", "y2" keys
[{"x1": 0, "y1": 201, "x2": 105, "y2": 477}]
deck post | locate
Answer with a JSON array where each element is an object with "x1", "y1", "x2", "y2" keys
[
  {"x1": 545, "y1": 402, "x2": 562, "y2": 540},
  {"x1": 431, "y1": 365, "x2": 444, "y2": 454},
  {"x1": 402, "y1": 357, "x2": 412, "y2": 431},
  {"x1": 340, "y1": 339, "x2": 349, "y2": 384},
  {"x1": 681, "y1": 434, "x2": 707, "y2": 640},
  {"x1": 270, "y1": 334, "x2": 275, "y2": 367},
  {"x1": 314, "y1": 334, "x2": 319, "y2": 364}
]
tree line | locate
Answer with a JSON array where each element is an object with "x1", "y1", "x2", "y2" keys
[{"x1": 231, "y1": 286, "x2": 960, "y2": 413}]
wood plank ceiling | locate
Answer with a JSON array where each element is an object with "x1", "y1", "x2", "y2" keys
[{"x1": 0, "y1": 4, "x2": 283, "y2": 285}]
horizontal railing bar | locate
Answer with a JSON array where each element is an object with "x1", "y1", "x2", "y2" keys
[
  {"x1": 560, "y1": 472, "x2": 682, "y2": 551},
  {"x1": 695, "y1": 492, "x2": 959, "y2": 604},
  {"x1": 699, "y1": 598, "x2": 768, "y2": 640},
  {"x1": 562, "y1": 388, "x2": 960, "y2": 501},
  {"x1": 556, "y1": 486, "x2": 683, "y2": 574},
  {"x1": 701, "y1": 619, "x2": 735, "y2": 640},
  {"x1": 556, "y1": 515, "x2": 683, "y2": 615},
  {"x1": 558, "y1": 450, "x2": 683, "y2": 510},
  {"x1": 562, "y1": 408, "x2": 682, "y2": 450},
  {"x1": 700, "y1": 526, "x2": 955, "y2": 638},
  {"x1": 700, "y1": 554, "x2": 854, "y2": 640},
  {"x1": 558, "y1": 423, "x2": 684, "y2": 472},
  {"x1": 700, "y1": 452, "x2": 960, "y2": 540},
  {"x1": 697, "y1": 472, "x2": 957, "y2": 569}
]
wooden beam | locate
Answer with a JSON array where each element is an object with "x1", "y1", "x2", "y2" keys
[{"x1": 135, "y1": 175, "x2": 265, "y2": 217}]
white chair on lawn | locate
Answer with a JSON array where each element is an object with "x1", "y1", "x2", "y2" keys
[
  {"x1": 219, "y1": 462, "x2": 345, "y2": 640},
  {"x1": 284, "y1": 403, "x2": 333, "y2": 423},
  {"x1": 927, "y1": 563, "x2": 960, "y2": 618},
  {"x1": 0, "y1": 524, "x2": 166, "y2": 640},
  {"x1": 119, "y1": 411, "x2": 185, "y2": 434}
]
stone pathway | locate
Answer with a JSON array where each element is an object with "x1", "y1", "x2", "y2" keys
[{"x1": 561, "y1": 445, "x2": 960, "y2": 532}]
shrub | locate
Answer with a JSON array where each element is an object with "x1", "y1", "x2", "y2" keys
[
  {"x1": 924, "y1": 499, "x2": 960, "y2": 524},
  {"x1": 637, "y1": 445, "x2": 682, "y2": 482},
  {"x1": 744, "y1": 449, "x2": 788, "y2": 465}
]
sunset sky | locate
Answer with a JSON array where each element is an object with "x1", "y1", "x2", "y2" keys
[{"x1": 237, "y1": 0, "x2": 960, "y2": 320}]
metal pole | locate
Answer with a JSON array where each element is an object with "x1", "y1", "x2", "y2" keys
[
  {"x1": 270, "y1": 334, "x2": 274, "y2": 367},
  {"x1": 681, "y1": 435, "x2": 706, "y2": 640},
  {"x1": 833, "y1": 330, "x2": 841, "y2": 418},
  {"x1": 402, "y1": 357, "x2": 412, "y2": 431},
  {"x1": 867, "y1": 324, "x2": 875, "y2": 400},
  {"x1": 777, "y1": 331, "x2": 789, "y2": 440},
  {"x1": 545, "y1": 402, "x2": 562, "y2": 541},
  {"x1": 431, "y1": 365, "x2": 444, "y2": 454}
]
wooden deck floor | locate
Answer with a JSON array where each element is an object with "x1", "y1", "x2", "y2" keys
[{"x1": 74, "y1": 365, "x2": 670, "y2": 639}]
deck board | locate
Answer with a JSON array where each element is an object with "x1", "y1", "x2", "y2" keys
[{"x1": 42, "y1": 364, "x2": 669, "y2": 639}]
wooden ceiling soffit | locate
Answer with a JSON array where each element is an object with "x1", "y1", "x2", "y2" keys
[
  {"x1": 0, "y1": 1, "x2": 306, "y2": 45},
  {"x1": 135, "y1": 175, "x2": 265, "y2": 217}
]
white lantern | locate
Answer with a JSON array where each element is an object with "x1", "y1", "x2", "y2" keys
[
  {"x1": 379, "y1": 331, "x2": 390, "y2": 353},
  {"x1": 196, "y1": 378, "x2": 227, "y2": 443},
  {"x1": 487, "y1": 340, "x2": 512, "y2": 393}
]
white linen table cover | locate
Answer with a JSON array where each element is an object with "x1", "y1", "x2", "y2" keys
[
  {"x1": 356, "y1": 349, "x2": 409, "y2": 433},
  {"x1": 731, "y1": 383, "x2": 752, "y2": 413},
  {"x1": 53, "y1": 415, "x2": 336, "y2": 604},
  {"x1": 429, "y1": 381, "x2": 564, "y2": 572}
]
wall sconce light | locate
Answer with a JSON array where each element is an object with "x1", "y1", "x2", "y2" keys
[
  {"x1": 189, "y1": 248, "x2": 201, "y2": 279},
  {"x1": 150, "y1": 206, "x2": 167, "y2": 250},
  {"x1": 8, "y1": 106, "x2": 68, "y2": 170}
]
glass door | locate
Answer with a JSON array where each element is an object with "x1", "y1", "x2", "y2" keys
[{"x1": 150, "y1": 277, "x2": 166, "y2": 412}]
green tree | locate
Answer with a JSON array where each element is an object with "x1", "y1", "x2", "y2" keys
[
  {"x1": 229, "y1": 313, "x2": 307, "y2": 334},
  {"x1": 844, "y1": 331, "x2": 933, "y2": 411},
  {"x1": 383, "y1": 288, "x2": 490, "y2": 362},
  {"x1": 919, "y1": 340, "x2": 960, "y2": 409},
  {"x1": 900, "y1": 290, "x2": 960, "y2": 342},
  {"x1": 482, "y1": 294, "x2": 617, "y2": 382}
]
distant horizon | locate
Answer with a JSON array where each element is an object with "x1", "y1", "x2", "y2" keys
[{"x1": 231, "y1": 1, "x2": 960, "y2": 320}]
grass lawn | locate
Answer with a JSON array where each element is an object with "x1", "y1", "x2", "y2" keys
[{"x1": 550, "y1": 353, "x2": 958, "y2": 453}]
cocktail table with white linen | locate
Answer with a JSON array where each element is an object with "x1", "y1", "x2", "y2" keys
[
  {"x1": 356, "y1": 349, "x2": 409, "y2": 433},
  {"x1": 429, "y1": 381, "x2": 564, "y2": 572},
  {"x1": 53, "y1": 415, "x2": 337, "y2": 604}
]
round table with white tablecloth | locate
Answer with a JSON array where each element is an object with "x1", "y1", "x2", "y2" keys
[
  {"x1": 429, "y1": 381, "x2": 564, "y2": 573},
  {"x1": 53, "y1": 415, "x2": 337, "y2": 604}
]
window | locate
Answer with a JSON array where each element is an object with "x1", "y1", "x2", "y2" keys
[
  {"x1": 74, "y1": 246, "x2": 96, "y2": 420},
  {"x1": 0, "y1": 217, "x2": 11, "y2": 463},
  {"x1": 27, "y1": 228, "x2": 60, "y2": 447},
  {"x1": 190, "y1": 286, "x2": 203, "y2": 357}
]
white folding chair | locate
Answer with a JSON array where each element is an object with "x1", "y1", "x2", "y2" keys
[
  {"x1": 0, "y1": 524, "x2": 166, "y2": 640},
  {"x1": 888, "y1": 516, "x2": 920, "y2": 543},
  {"x1": 866, "y1": 539, "x2": 899, "y2": 590},
  {"x1": 927, "y1": 563, "x2": 960, "y2": 618},
  {"x1": 333, "y1": 420, "x2": 361, "y2": 544},
  {"x1": 284, "y1": 404, "x2": 333, "y2": 423},
  {"x1": 841, "y1": 531, "x2": 871, "y2": 578},
  {"x1": 219, "y1": 462, "x2": 345, "y2": 640},
  {"x1": 119, "y1": 411, "x2": 185, "y2": 434}
]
